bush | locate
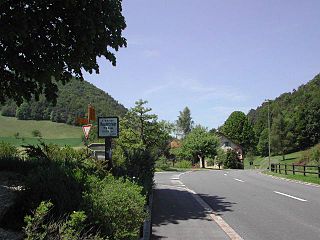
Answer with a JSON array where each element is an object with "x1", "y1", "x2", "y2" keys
[
  {"x1": 24, "y1": 163, "x2": 83, "y2": 217},
  {"x1": 175, "y1": 160, "x2": 192, "y2": 169},
  {"x1": 0, "y1": 141, "x2": 19, "y2": 158},
  {"x1": 24, "y1": 201, "x2": 103, "y2": 240},
  {"x1": 155, "y1": 156, "x2": 171, "y2": 171},
  {"x1": 83, "y1": 175, "x2": 147, "y2": 240},
  {"x1": 114, "y1": 148, "x2": 155, "y2": 195},
  {"x1": 32, "y1": 129, "x2": 42, "y2": 138},
  {"x1": 223, "y1": 149, "x2": 243, "y2": 169}
]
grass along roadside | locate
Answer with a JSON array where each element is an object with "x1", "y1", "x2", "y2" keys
[
  {"x1": 244, "y1": 151, "x2": 306, "y2": 170},
  {"x1": 264, "y1": 171, "x2": 320, "y2": 185}
]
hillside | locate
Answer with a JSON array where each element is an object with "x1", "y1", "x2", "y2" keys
[
  {"x1": 1, "y1": 78, "x2": 127, "y2": 125},
  {"x1": 0, "y1": 115, "x2": 83, "y2": 146},
  {"x1": 248, "y1": 74, "x2": 320, "y2": 155}
]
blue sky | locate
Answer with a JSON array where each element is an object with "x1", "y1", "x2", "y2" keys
[{"x1": 83, "y1": 0, "x2": 320, "y2": 129}]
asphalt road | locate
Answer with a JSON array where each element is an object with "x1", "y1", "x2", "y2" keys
[
  {"x1": 180, "y1": 170, "x2": 320, "y2": 240},
  {"x1": 152, "y1": 172, "x2": 230, "y2": 240}
]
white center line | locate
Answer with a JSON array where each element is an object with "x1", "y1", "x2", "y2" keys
[
  {"x1": 274, "y1": 191, "x2": 307, "y2": 202},
  {"x1": 234, "y1": 178, "x2": 245, "y2": 183}
]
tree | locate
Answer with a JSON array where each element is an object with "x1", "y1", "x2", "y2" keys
[
  {"x1": 0, "y1": 0, "x2": 127, "y2": 104},
  {"x1": 114, "y1": 100, "x2": 171, "y2": 193},
  {"x1": 176, "y1": 107, "x2": 194, "y2": 138},
  {"x1": 271, "y1": 114, "x2": 287, "y2": 160},
  {"x1": 177, "y1": 126, "x2": 220, "y2": 168},
  {"x1": 222, "y1": 111, "x2": 256, "y2": 154},
  {"x1": 257, "y1": 128, "x2": 269, "y2": 156}
]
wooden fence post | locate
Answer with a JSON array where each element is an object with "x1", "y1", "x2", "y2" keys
[
  {"x1": 292, "y1": 164, "x2": 295, "y2": 175},
  {"x1": 318, "y1": 166, "x2": 320, "y2": 178},
  {"x1": 279, "y1": 163, "x2": 281, "y2": 174},
  {"x1": 303, "y1": 165, "x2": 306, "y2": 176},
  {"x1": 285, "y1": 164, "x2": 287, "y2": 175}
]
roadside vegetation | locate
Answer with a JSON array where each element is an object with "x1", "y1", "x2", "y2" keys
[{"x1": 0, "y1": 100, "x2": 172, "y2": 239}]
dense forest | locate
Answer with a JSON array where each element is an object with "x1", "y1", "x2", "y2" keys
[
  {"x1": 248, "y1": 74, "x2": 320, "y2": 156},
  {"x1": 1, "y1": 79, "x2": 127, "y2": 125}
]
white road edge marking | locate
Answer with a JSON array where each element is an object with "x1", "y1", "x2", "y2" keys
[
  {"x1": 178, "y1": 171, "x2": 243, "y2": 240},
  {"x1": 233, "y1": 178, "x2": 245, "y2": 183},
  {"x1": 273, "y1": 191, "x2": 307, "y2": 202}
]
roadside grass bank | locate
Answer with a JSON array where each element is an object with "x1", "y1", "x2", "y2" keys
[
  {"x1": 264, "y1": 171, "x2": 320, "y2": 185},
  {"x1": 244, "y1": 150, "x2": 308, "y2": 169},
  {"x1": 0, "y1": 137, "x2": 82, "y2": 147}
]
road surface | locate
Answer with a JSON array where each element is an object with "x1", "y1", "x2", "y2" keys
[
  {"x1": 179, "y1": 170, "x2": 320, "y2": 240},
  {"x1": 152, "y1": 171, "x2": 230, "y2": 240}
]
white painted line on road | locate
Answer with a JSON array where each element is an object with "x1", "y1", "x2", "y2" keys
[
  {"x1": 170, "y1": 177, "x2": 180, "y2": 180},
  {"x1": 273, "y1": 191, "x2": 307, "y2": 202},
  {"x1": 224, "y1": 173, "x2": 227, "y2": 176},
  {"x1": 233, "y1": 178, "x2": 245, "y2": 183}
]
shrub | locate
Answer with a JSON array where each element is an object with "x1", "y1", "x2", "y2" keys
[
  {"x1": 24, "y1": 201, "x2": 103, "y2": 240},
  {"x1": 83, "y1": 175, "x2": 147, "y2": 240},
  {"x1": 175, "y1": 160, "x2": 192, "y2": 169},
  {"x1": 0, "y1": 141, "x2": 19, "y2": 158},
  {"x1": 114, "y1": 148, "x2": 155, "y2": 195},
  {"x1": 24, "y1": 163, "x2": 83, "y2": 217},
  {"x1": 223, "y1": 149, "x2": 243, "y2": 169},
  {"x1": 155, "y1": 156, "x2": 170, "y2": 171},
  {"x1": 310, "y1": 144, "x2": 320, "y2": 165},
  {"x1": 32, "y1": 129, "x2": 42, "y2": 138}
]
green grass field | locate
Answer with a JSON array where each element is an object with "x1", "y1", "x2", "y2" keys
[
  {"x1": 244, "y1": 151, "x2": 306, "y2": 169},
  {"x1": 0, "y1": 115, "x2": 83, "y2": 147}
]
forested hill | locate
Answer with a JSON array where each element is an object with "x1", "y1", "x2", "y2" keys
[
  {"x1": 248, "y1": 74, "x2": 320, "y2": 155},
  {"x1": 1, "y1": 79, "x2": 127, "y2": 125}
]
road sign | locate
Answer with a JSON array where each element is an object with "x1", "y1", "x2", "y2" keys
[
  {"x1": 98, "y1": 117, "x2": 119, "y2": 138},
  {"x1": 82, "y1": 124, "x2": 92, "y2": 139}
]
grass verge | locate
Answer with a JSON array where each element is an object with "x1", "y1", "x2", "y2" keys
[{"x1": 264, "y1": 171, "x2": 320, "y2": 185}]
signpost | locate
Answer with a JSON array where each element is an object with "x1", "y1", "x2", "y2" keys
[{"x1": 98, "y1": 117, "x2": 119, "y2": 171}]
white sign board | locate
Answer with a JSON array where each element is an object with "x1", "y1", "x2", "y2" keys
[{"x1": 98, "y1": 117, "x2": 119, "y2": 138}]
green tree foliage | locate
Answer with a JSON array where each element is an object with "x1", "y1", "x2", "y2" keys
[
  {"x1": 175, "y1": 126, "x2": 219, "y2": 168},
  {"x1": 0, "y1": 0, "x2": 127, "y2": 105},
  {"x1": 176, "y1": 106, "x2": 194, "y2": 137},
  {"x1": 257, "y1": 128, "x2": 269, "y2": 156},
  {"x1": 222, "y1": 111, "x2": 256, "y2": 153},
  {"x1": 114, "y1": 100, "x2": 171, "y2": 193},
  {"x1": 1, "y1": 79, "x2": 127, "y2": 124},
  {"x1": 248, "y1": 74, "x2": 320, "y2": 153}
]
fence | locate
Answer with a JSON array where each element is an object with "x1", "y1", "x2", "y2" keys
[{"x1": 271, "y1": 163, "x2": 320, "y2": 178}]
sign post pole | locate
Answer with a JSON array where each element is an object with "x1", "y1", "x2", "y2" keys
[
  {"x1": 98, "y1": 117, "x2": 119, "y2": 171},
  {"x1": 105, "y1": 137, "x2": 113, "y2": 171}
]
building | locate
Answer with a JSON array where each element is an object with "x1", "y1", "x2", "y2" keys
[{"x1": 218, "y1": 133, "x2": 243, "y2": 161}]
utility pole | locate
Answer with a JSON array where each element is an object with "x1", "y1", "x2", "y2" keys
[{"x1": 266, "y1": 99, "x2": 271, "y2": 170}]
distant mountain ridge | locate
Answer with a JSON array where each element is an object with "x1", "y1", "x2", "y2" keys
[
  {"x1": 1, "y1": 79, "x2": 127, "y2": 125},
  {"x1": 248, "y1": 74, "x2": 320, "y2": 155}
]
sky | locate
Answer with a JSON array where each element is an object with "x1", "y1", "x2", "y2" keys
[{"x1": 83, "y1": 0, "x2": 320, "y2": 129}]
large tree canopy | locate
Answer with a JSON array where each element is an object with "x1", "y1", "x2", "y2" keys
[
  {"x1": 222, "y1": 111, "x2": 256, "y2": 153},
  {"x1": 0, "y1": 0, "x2": 127, "y2": 104}
]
